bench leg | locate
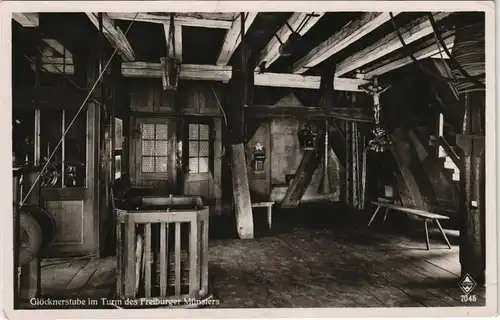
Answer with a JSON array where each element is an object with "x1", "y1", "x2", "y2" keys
[
  {"x1": 267, "y1": 206, "x2": 272, "y2": 230},
  {"x1": 424, "y1": 219, "x2": 430, "y2": 251},
  {"x1": 367, "y1": 206, "x2": 381, "y2": 227},
  {"x1": 434, "y1": 219, "x2": 452, "y2": 249},
  {"x1": 382, "y1": 208, "x2": 389, "y2": 225}
]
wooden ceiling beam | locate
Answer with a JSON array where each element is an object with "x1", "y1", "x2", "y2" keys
[
  {"x1": 246, "y1": 105, "x2": 373, "y2": 122},
  {"x1": 335, "y1": 12, "x2": 452, "y2": 77},
  {"x1": 42, "y1": 39, "x2": 73, "y2": 58},
  {"x1": 85, "y1": 12, "x2": 136, "y2": 62},
  {"x1": 38, "y1": 60, "x2": 369, "y2": 91},
  {"x1": 12, "y1": 13, "x2": 39, "y2": 27},
  {"x1": 33, "y1": 58, "x2": 75, "y2": 75},
  {"x1": 120, "y1": 62, "x2": 369, "y2": 92},
  {"x1": 256, "y1": 12, "x2": 325, "y2": 71},
  {"x1": 216, "y1": 13, "x2": 258, "y2": 66},
  {"x1": 122, "y1": 62, "x2": 232, "y2": 82},
  {"x1": 107, "y1": 12, "x2": 233, "y2": 29},
  {"x1": 292, "y1": 12, "x2": 400, "y2": 74},
  {"x1": 365, "y1": 32, "x2": 455, "y2": 77}
]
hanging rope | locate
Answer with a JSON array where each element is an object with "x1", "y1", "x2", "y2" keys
[
  {"x1": 19, "y1": 13, "x2": 140, "y2": 208},
  {"x1": 389, "y1": 12, "x2": 485, "y2": 92},
  {"x1": 210, "y1": 85, "x2": 228, "y2": 127},
  {"x1": 427, "y1": 13, "x2": 485, "y2": 90},
  {"x1": 388, "y1": 12, "x2": 457, "y2": 83}
]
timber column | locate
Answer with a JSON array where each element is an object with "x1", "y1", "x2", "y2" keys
[
  {"x1": 227, "y1": 13, "x2": 254, "y2": 239},
  {"x1": 457, "y1": 91, "x2": 485, "y2": 286},
  {"x1": 318, "y1": 64, "x2": 335, "y2": 194}
]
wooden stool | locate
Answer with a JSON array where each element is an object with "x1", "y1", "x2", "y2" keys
[{"x1": 251, "y1": 202, "x2": 274, "y2": 229}]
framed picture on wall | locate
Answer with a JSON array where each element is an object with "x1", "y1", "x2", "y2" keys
[
  {"x1": 115, "y1": 118, "x2": 123, "y2": 150},
  {"x1": 115, "y1": 155, "x2": 121, "y2": 180}
]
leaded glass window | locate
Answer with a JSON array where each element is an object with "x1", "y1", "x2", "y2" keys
[
  {"x1": 141, "y1": 123, "x2": 169, "y2": 173},
  {"x1": 187, "y1": 124, "x2": 210, "y2": 173}
]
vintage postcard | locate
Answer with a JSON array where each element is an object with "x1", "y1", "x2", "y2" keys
[{"x1": 0, "y1": 1, "x2": 497, "y2": 319}]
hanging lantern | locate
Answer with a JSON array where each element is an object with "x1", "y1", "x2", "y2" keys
[
  {"x1": 161, "y1": 57, "x2": 181, "y2": 91},
  {"x1": 384, "y1": 185, "x2": 394, "y2": 199},
  {"x1": 251, "y1": 141, "x2": 266, "y2": 172},
  {"x1": 297, "y1": 123, "x2": 318, "y2": 151},
  {"x1": 161, "y1": 13, "x2": 181, "y2": 91}
]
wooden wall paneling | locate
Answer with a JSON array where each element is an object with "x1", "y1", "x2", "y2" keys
[
  {"x1": 158, "y1": 83, "x2": 177, "y2": 113},
  {"x1": 213, "y1": 118, "x2": 223, "y2": 214},
  {"x1": 146, "y1": 79, "x2": 156, "y2": 111},
  {"x1": 200, "y1": 82, "x2": 222, "y2": 115},
  {"x1": 130, "y1": 79, "x2": 153, "y2": 112},
  {"x1": 179, "y1": 82, "x2": 199, "y2": 114}
]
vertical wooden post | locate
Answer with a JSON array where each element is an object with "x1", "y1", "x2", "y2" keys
[
  {"x1": 20, "y1": 258, "x2": 41, "y2": 300},
  {"x1": 24, "y1": 170, "x2": 41, "y2": 206},
  {"x1": 318, "y1": 65, "x2": 335, "y2": 194},
  {"x1": 85, "y1": 38, "x2": 103, "y2": 254},
  {"x1": 456, "y1": 91, "x2": 485, "y2": 285},
  {"x1": 345, "y1": 92, "x2": 360, "y2": 207},
  {"x1": 227, "y1": 13, "x2": 254, "y2": 239},
  {"x1": 13, "y1": 172, "x2": 21, "y2": 308},
  {"x1": 320, "y1": 119, "x2": 331, "y2": 194},
  {"x1": 352, "y1": 120, "x2": 359, "y2": 208},
  {"x1": 344, "y1": 112, "x2": 352, "y2": 205}
]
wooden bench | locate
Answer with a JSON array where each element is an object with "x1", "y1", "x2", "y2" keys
[
  {"x1": 252, "y1": 201, "x2": 275, "y2": 229},
  {"x1": 368, "y1": 201, "x2": 452, "y2": 250}
]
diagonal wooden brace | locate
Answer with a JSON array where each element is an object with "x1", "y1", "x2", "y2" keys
[{"x1": 456, "y1": 134, "x2": 485, "y2": 157}]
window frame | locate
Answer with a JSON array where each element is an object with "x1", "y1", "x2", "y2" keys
[
  {"x1": 183, "y1": 118, "x2": 214, "y2": 175},
  {"x1": 38, "y1": 108, "x2": 88, "y2": 189},
  {"x1": 140, "y1": 122, "x2": 171, "y2": 174}
]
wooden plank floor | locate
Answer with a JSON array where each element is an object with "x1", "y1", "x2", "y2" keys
[{"x1": 29, "y1": 212, "x2": 485, "y2": 309}]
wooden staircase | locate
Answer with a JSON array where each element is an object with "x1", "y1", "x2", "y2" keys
[{"x1": 390, "y1": 127, "x2": 459, "y2": 217}]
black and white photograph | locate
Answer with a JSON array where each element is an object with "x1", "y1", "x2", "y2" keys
[{"x1": 1, "y1": 1, "x2": 497, "y2": 318}]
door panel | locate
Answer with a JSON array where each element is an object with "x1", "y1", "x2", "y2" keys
[{"x1": 45, "y1": 199, "x2": 84, "y2": 244}]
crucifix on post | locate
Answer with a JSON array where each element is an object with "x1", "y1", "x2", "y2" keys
[
  {"x1": 361, "y1": 75, "x2": 391, "y2": 153},
  {"x1": 160, "y1": 14, "x2": 181, "y2": 91}
]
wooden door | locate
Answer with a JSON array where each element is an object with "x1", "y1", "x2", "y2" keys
[
  {"x1": 37, "y1": 106, "x2": 98, "y2": 256},
  {"x1": 182, "y1": 119, "x2": 214, "y2": 200},
  {"x1": 134, "y1": 117, "x2": 177, "y2": 191}
]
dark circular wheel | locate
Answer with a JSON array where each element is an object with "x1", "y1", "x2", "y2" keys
[
  {"x1": 18, "y1": 212, "x2": 43, "y2": 266},
  {"x1": 21, "y1": 204, "x2": 57, "y2": 248}
]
